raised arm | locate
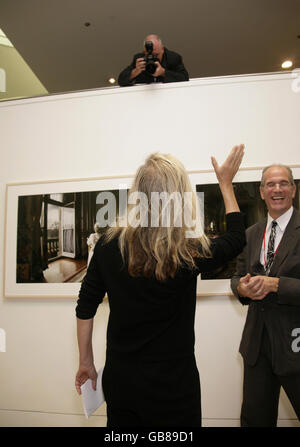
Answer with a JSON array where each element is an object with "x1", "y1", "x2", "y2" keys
[
  {"x1": 211, "y1": 144, "x2": 245, "y2": 214},
  {"x1": 195, "y1": 145, "x2": 246, "y2": 273}
]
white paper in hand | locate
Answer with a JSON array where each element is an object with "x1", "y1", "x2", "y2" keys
[{"x1": 81, "y1": 367, "x2": 105, "y2": 418}]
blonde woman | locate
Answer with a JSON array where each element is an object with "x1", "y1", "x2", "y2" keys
[{"x1": 75, "y1": 145, "x2": 245, "y2": 427}]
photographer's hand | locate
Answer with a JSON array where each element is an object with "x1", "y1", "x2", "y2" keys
[
  {"x1": 129, "y1": 58, "x2": 146, "y2": 81},
  {"x1": 153, "y1": 61, "x2": 166, "y2": 78}
]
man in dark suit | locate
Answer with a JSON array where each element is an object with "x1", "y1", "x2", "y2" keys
[
  {"x1": 231, "y1": 164, "x2": 300, "y2": 426},
  {"x1": 118, "y1": 34, "x2": 189, "y2": 86}
]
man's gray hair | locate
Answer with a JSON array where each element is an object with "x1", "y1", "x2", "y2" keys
[
  {"x1": 260, "y1": 164, "x2": 295, "y2": 187},
  {"x1": 143, "y1": 34, "x2": 163, "y2": 46}
]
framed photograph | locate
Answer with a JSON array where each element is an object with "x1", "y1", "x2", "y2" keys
[
  {"x1": 4, "y1": 166, "x2": 300, "y2": 298},
  {"x1": 4, "y1": 175, "x2": 133, "y2": 298}
]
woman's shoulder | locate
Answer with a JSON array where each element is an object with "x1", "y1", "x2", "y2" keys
[{"x1": 95, "y1": 231, "x2": 120, "y2": 252}]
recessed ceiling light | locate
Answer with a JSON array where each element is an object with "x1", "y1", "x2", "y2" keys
[
  {"x1": 281, "y1": 60, "x2": 293, "y2": 69},
  {"x1": 108, "y1": 78, "x2": 116, "y2": 84}
]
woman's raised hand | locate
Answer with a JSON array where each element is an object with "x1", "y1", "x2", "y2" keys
[{"x1": 211, "y1": 144, "x2": 245, "y2": 186}]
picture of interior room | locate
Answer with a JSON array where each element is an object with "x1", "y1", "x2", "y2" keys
[{"x1": 16, "y1": 189, "x2": 124, "y2": 283}]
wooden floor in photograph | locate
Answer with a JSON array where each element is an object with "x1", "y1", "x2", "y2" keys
[{"x1": 43, "y1": 258, "x2": 87, "y2": 283}]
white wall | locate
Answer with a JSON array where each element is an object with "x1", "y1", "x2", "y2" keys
[{"x1": 0, "y1": 72, "x2": 300, "y2": 427}]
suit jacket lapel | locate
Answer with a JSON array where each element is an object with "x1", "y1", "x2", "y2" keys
[
  {"x1": 269, "y1": 209, "x2": 300, "y2": 275},
  {"x1": 250, "y1": 219, "x2": 266, "y2": 274}
]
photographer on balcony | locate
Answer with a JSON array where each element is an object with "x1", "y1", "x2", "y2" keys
[{"x1": 118, "y1": 34, "x2": 189, "y2": 86}]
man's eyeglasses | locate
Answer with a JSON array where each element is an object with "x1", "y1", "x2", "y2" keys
[{"x1": 264, "y1": 181, "x2": 292, "y2": 189}]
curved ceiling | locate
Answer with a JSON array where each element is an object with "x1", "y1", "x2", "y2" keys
[{"x1": 0, "y1": 0, "x2": 299, "y2": 94}]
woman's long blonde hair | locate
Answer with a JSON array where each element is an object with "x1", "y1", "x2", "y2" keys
[{"x1": 105, "y1": 153, "x2": 211, "y2": 281}]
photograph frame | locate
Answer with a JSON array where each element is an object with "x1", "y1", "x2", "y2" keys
[
  {"x1": 4, "y1": 165, "x2": 300, "y2": 298},
  {"x1": 4, "y1": 174, "x2": 134, "y2": 298}
]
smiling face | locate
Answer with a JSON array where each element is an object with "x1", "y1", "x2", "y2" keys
[{"x1": 260, "y1": 166, "x2": 296, "y2": 219}]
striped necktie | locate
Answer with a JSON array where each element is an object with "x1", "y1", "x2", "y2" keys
[{"x1": 265, "y1": 220, "x2": 277, "y2": 275}]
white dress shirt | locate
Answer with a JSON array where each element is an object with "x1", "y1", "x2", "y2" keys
[{"x1": 260, "y1": 206, "x2": 294, "y2": 268}]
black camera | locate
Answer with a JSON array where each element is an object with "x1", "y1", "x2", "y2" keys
[{"x1": 144, "y1": 41, "x2": 159, "y2": 74}]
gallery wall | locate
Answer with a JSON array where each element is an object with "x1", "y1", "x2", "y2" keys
[{"x1": 0, "y1": 72, "x2": 300, "y2": 426}]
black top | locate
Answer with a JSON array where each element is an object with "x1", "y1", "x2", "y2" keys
[
  {"x1": 118, "y1": 47, "x2": 189, "y2": 87},
  {"x1": 76, "y1": 212, "x2": 245, "y2": 360}
]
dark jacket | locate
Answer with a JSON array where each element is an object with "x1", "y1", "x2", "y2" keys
[
  {"x1": 118, "y1": 47, "x2": 189, "y2": 86},
  {"x1": 231, "y1": 208, "x2": 300, "y2": 376}
]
